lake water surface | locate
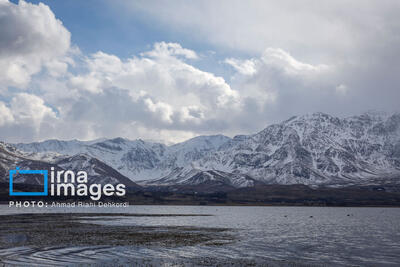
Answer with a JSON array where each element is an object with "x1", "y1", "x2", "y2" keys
[{"x1": 0, "y1": 205, "x2": 399, "y2": 266}]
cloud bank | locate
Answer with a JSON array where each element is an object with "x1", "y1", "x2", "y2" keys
[{"x1": 0, "y1": 0, "x2": 399, "y2": 143}]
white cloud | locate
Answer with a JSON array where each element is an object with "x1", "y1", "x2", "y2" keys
[
  {"x1": 225, "y1": 47, "x2": 348, "y2": 125},
  {"x1": 142, "y1": 42, "x2": 198, "y2": 60},
  {"x1": 10, "y1": 93, "x2": 57, "y2": 127},
  {"x1": 225, "y1": 58, "x2": 257, "y2": 76},
  {"x1": 0, "y1": 93, "x2": 59, "y2": 142},
  {"x1": 144, "y1": 97, "x2": 174, "y2": 124},
  {"x1": 0, "y1": 0, "x2": 71, "y2": 88},
  {"x1": 261, "y1": 48, "x2": 329, "y2": 74},
  {"x1": 86, "y1": 51, "x2": 123, "y2": 74},
  {"x1": 0, "y1": 42, "x2": 241, "y2": 142},
  {"x1": 56, "y1": 45, "x2": 338, "y2": 141},
  {"x1": 0, "y1": 102, "x2": 13, "y2": 126},
  {"x1": 64, "y1": 43, "x2": 240, "y2": 131},
  {"x1": 69, "y1": 75, "x2": 103, "y2": 94}
]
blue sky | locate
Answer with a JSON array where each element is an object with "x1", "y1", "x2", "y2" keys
[
  {"x1": 8, "y1": 0, "x2": 239, "y2": 80},
  {"x1": 1, "y1": 0, "x2": 399, "y2": 142},
  {"x1": 10, "y1": 0, "x2": 159, "y2": 57}
]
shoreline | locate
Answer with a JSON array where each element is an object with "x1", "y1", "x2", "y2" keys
[
  {"x1": 3, "y1": 182, "x2": 400, "y2": 207},
  {"x1": 2, "y1": 201, "x2": 400, "y2": 207}
]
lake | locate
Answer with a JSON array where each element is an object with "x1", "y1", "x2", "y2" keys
[{"x1": 0, "y1": 205, "x2": 399, "y2": 266}]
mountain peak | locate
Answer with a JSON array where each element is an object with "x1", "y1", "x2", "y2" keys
[{"x1": 109, "y1": 137, "x2": 128, "y2": 144}]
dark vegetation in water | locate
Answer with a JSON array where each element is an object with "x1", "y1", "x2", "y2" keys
[{"x1": 0, "y1": 213, "x2": 233, "y2": 248}]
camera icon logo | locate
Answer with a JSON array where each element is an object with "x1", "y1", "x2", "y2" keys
[{"x1": 9, "y1": 167, "x2": 48, "y2": 196}]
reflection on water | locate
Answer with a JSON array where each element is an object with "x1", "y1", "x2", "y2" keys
[{"x1": 1, "y1": 205, "x2": 400, "y2": 266}]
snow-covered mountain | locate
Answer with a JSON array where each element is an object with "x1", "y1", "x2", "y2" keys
[
  {"x1": 15, "y1": 135, "x2": 231, "y2": 181},
  {"x1": 191, "y1": 112, "x2": 400, "y2": 186},
  {"x1": 16, "y1": 138, "x2": 167, "y2": 179},
  {"x1": 13, "y1": 111, "x2": 400, "y2": 188},
  {"x1": 0, "y1": 141, "x2": 140, "y2": 188},
  {"x1": 56, "y1": 154, "x2": 139, "y2": 187},
  {"x1": 0, "y1": 142, "x2": 26, "y2": 181}
]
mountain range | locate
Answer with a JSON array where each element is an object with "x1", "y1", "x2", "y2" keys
[{"x1": 2, "y1": 111, "x2": 400, "y2": 191}]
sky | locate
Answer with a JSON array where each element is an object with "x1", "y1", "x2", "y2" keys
[{"x1": 0, "y1": 0, "x2": 399, "y2": 143}]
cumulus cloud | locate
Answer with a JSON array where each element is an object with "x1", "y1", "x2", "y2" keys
[
  {"x1": 224, "y1": 47, "x2": 348, "y2": 125},
  {"x1": 0, "y1": 93, "x2": 58, "y2": 142},
  {"x1": 225, "y1": 58, "x2": 257, "y2": 76},
  {"x1": 9, "y1": 93, "x2": 57, "y2": 127},
  {"x1": 143, "y1": 97, "x2": 174, "y2": 124},
  {"x1": 69, "y1": 75, "x2": 103, "y2": 94},
  {"x1": 83, "y1": 44, "x2": 237, "y2": 128},
  {"x1": 260, "y1": 48, "x2": 329, "y2": 74},
  {"x1": 142, "y1": 42, "x2": 198, "y2": 60},
  {"x1": 43, "y1": 45, "x2": 342, "y2": 141},
  {"x1": 0, "y1": 102, "x2": 13, "y2": 126},
  {"x1": 0, "y1": 40, "x2": 241, "y2": 142},
  {"x1": 0, "y1": 0, "x2": 71, "y2": 88},
  {"x1": 63, "y1": 43, "x2": 239, "y2": 132}
]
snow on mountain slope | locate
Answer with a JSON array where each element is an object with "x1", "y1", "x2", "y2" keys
[
  {"x1": 16, "y1": 138, "x2": 168, "y2": 180},
  {"x1": 144, "y1": 166, "x2": 256, "y2": 188},
  {"x1": 1, "y1": 141, "x2": 140, "y2": 188},
  {"x1": 0, "y1": 142, "x2": 65, "y2": 185},
  {"x1": 0, "y1": 142, "x2": 26, "y2": 181},
  {"x1": 158, "y1": 135, "x2": 231, "y2": 169},
  {"x1": 13, "y1": 112, "x2": 400, "y2": 187},
  {"x1": 194, "y1": 112, "x2": 400, "y2": 185},
  {"x1": 15, "y1": 135, "x2": 233, "y2": 181},
  {"x1": 56, "y1": 154, "x2": 140, "y2": 188},
  {"x1": 15, "y1": 139, "x2": 100, "y2": 154}
]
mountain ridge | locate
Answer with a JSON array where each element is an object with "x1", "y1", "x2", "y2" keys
[
  {"x1": 0, "y1": 142, "x2": 141, "y2": 189},
  {"x1": 9, "y1": 111, "x2": 400, "y2": 189}
]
